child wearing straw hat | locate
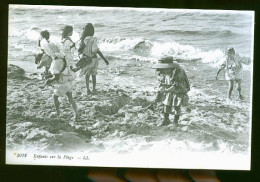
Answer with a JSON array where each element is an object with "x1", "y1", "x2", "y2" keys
[{"x1": 152, "y1": 56, "x2": 190, "y2": 126}]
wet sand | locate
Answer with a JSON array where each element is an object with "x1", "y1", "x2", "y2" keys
[{"x1": 6, "y1": 58, "x2": 251, "y2": 155}]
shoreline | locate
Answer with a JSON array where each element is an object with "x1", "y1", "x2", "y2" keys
[{"x1": 6, "y1": 58, "x2": 252, "y2": 156}]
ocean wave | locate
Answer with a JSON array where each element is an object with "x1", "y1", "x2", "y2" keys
[
  {"x1": 26, "y1": 29, "x2": 40, "y2": 41},
  {"x1": 98, "y1": 36, "x2": 252, "y2": 68},
  {"x1": 9, "y1": 28, "x2": 23, "y2": 37},
  {"x1": 24, "y1": 27, "x2": 80, "y2": 43},
  {"x1": 11, "y1": 27, "x2": 251, "y2": 70},
  {"x1": 98, "y1": 37, "x2": 207, "y2": 59},
  {"x1": 98, "y1": 37, "x2": 147, "y2": 52},
  {"x1": 106, "y1": 54, "x2": 156, "y2": 63},
  {"x1": 149, "y1": 41, "x2": 226, "y2": 66}
]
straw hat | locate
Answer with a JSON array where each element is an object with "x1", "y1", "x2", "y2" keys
[{"x1": 152, "y1": 56, "x2": 180, "y2": 69}]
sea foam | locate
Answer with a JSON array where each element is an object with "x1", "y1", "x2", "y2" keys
[{"x1": 98, "y1": 37, "x2": 235, "y2": 67}]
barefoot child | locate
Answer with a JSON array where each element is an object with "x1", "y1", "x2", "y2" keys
[
  {"x1": 152, "y1": 56, "x2": 190, "y2": 126},
  {"x1": 215, "y1": 47, "x2": 251, "y2": 100},
  {"x1": 40, "y1": 30, "x2": 80, "y2": 122},
  {"x1": 70, "y1": 23, "x2": 109, "y2": 95}
]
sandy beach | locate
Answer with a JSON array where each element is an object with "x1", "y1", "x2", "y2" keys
[
  {"x1": 6, "y1": 5, "x2": 254, "y2": 169},
  {"x1": 6, "y1": 57, "x2": 251, "y2": 155}
]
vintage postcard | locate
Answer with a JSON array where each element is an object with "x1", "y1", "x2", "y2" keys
[{"x1": 6, "y1": 5, "x2": 254, "y2": 170}]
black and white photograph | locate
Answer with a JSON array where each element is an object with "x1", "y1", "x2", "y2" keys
[{"x1": 6, "y1": 5, "x2": 254, "y2": 170}]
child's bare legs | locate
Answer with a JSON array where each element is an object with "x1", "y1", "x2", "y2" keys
[
  {"x1": 85, "y1": 74, "x2": 91, "y2": 94},
  {"x1": 227, "y1": 80, "x2": 234, "y2": 100},
  {"x1": 66, "y1": 92, "x2": 80, "y2": 121},
  {"x1": 92, "y1": 75, "x2": 97, "y2": 94},
  {"x1": 53, "y1": 94, "x2": 60, "y2": 116},
  {"x1": 236, "y1": 79, "x2": 244, "y2": 100},
  {"x1": 85, "y1": 74, "x2": 97, "y2": 94}
]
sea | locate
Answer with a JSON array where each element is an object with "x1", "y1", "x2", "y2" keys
[
  {"x1": 8, "y1": 5, "x2": 254, "y2": 67},
  {"x1": 7, "y1": 5, "x2": 253, "y2": 169}
]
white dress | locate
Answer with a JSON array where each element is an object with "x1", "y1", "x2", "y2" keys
[
  {"x1": 61, "y1": 37, "x2": 75, "y2": 67},
  {"x1": 41, "y1": 39, "x2": 75, "y2": 97},
  {"x1": 220, "y1": 54, "x2": 251, "y2": 81},
  {"x1": 40, "y1": 39, "x2": 63, "y2": 60},
  {"x1": 49, "y1": 58, "x2": 76, "y2": 97}
]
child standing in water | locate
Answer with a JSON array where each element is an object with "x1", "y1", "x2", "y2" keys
[
  {"x1": 152, "y1": 56, "x2": 190, "y2": 126},
  {"x1": 71, "y1": 23, "x2": 109, "y2": 95},
  {"x1": 215, "y1": 47, "x2": 251, "y2": 101}
]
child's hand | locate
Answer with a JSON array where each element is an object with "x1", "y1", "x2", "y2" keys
[{"x1": 105, "y1": 60, "x2": 109, "y2": 65}]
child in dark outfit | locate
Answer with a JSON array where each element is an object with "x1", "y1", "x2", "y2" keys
[{"x1": 153, "y1": 56, "x2": 190, "y2": 126}]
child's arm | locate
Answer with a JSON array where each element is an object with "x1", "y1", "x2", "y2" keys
[
  {"x1": 97, "y1": 50, "x2": 109, "y2": 65},
  {"x1": 78, "y1": 41, "x2": 85, "y2": 56},
  {"x1": 215, "y1": 68, "x2": 223, "y2": 80},
  {"x1": 215, "y1": 64, "x2": 225, "y2": 80},
  {"x1": 235, "y1": 54, "x2": 251, "y2": 65}
]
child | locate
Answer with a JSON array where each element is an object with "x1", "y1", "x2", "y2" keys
[
  {"x1": 70, "y1": 23, "x2": 109, "y2": 95},
  {"x1": 152, "y1": 56, "x2": 190, "y2": 126},
  {"x1": 38, "y1": 30, "x2": 62, "y2": 62},
  {"x1": 215, "y1": 47, "x2": 251, "y2": 100},
  {"x1": 39, "y1": 30, "x2": 79, "y2": 122},
  {"x1": 61, "y1": 25, "x2": 76, "y2": 67},
  {"x1": 36, "y1": 30, "x2": 53, "y2": 79}
]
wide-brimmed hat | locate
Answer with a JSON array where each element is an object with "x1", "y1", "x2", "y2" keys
[{"x1": 152, "y1": 56, "x2": 180, "y2": 69}]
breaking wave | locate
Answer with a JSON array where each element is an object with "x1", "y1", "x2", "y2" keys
[
  {"x1": 23, "y1": 31, "x2": 251, "y2": 68},
  {"x1": 98, "y1": 36, "x2": 234, "y2": 67}
]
